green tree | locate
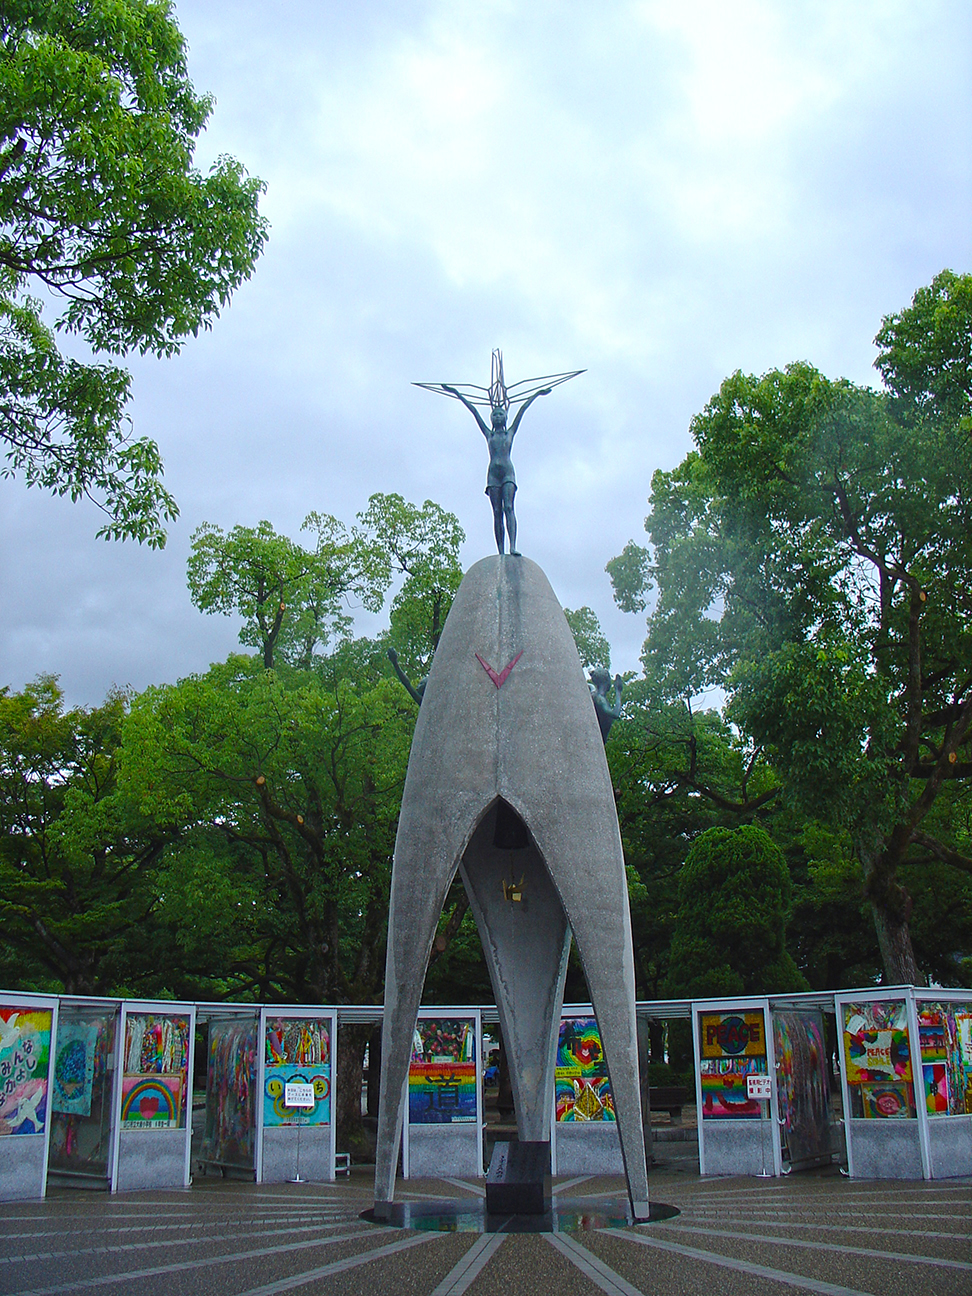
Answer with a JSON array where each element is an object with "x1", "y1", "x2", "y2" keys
[
  {"x1": 0, "y1": 0, "x2": 267, "y2": 544},
  {"x1": 357, "y1": 493, "x2": 465, "y2": 675},
  {"x1": 0, "y1": 676, "x2": 174, "y2": 994},
  {"x1": 563, "y1": 606, "x2": 611, "y2": 670},
  {"x1": 122, "y1": 652, "x2": 416, "y2": 1148},
  {"x1": 665, "y1": 825, "x2": 806, "y2": 998},
  {"x1": 187, "y1": 514, "x2": 382, "y2": 670},
  {"x1": 612, "y1": 276, "x2": 972, "y2": 983},
  {"x1": 873, "y1": 268, "x2": 972, "y2": 427},
  {"x1": 607, "y1": 693, "x2": 782, "y2": 995},
  {"x1": 188, "y1": 495, "x2": 465, "y2": 673},
  {"x1": 785, "y1": 821, "x2": 882, "y2": 990}
]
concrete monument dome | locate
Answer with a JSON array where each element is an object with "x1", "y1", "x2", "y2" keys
[{"x1": 374, "y1": 546, "x2": 650, "y2": 1220}]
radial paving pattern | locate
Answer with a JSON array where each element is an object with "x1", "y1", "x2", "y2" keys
[{"x1": 1, "y1": 1163, "x2": 970, "y2": 1296}]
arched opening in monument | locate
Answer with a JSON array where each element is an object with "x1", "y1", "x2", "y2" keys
[{"x1": 454, "y1": 797, "x2": 573, "y2": 1144}]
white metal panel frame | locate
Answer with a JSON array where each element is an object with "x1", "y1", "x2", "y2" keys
[
  {"x1": 911, "y1": 987, "x2": 972, "y2": 1178},
  {"x1": 549, "y1": 1007, "x2": 626, "y2": 1176},
  {"x1": 833, "y1": 986, "x2": 922, "y2": 1180},
  {"x1": 41, "y1": 996, "x2": 59, "y2": 1195},
  {"x1": 0, "y1": 990, "x2": 59, "y2": 1199},
  {"x1": 692, "y1": 995, "x2": 781, "y2": 1177},
  {"x1": 255, "y1": 1004, "x2": 339, "y2": 1183},
  {"x1": 194, "y1": 1004, "x2": 261, "y2": 1179},
  {"x1": 403, "y1": 1006, "x2": 482, "y2": 1178},
  {"x1": 46, "y1": 995, "x2": 122, "y2": 1192},
  {"x1": 111, "y1": 998, "x2": 196, "y2": 1192},
  {"x1": 905, "y1": 991, "x2": 932, "y2": 1180}
]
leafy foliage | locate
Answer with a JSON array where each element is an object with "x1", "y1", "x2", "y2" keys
[
  {"x1": 0, "y1": 0, "x2": 267, "y2": 543},
  {"x1": 607, "y1": 692, "x2": 784, "y2": 995},
  {"x1": 356, "y1": 493, "x2": 465, "y2": 676},
  {"x1": 187, "y1": 515, "x2": 381, "y2": 670},
  {"x1": 605, "y1": 539, "x2": 651, "y2": 615},
  {"x1": 874, "y1": 268, "x2": 972, "y2": 427},
  {"x1": 563, "y1": 605, "x2": 611, "y2": 670},
  {"x1": 122, "y1": 655, "x2": 415, "y2": 1006},
  {"x1": 188, "y1": 495, "x2": 465, "y2": 673},
  {"x1": 665, "y1": 825, "x2": 806, "y2": 998},
  {"x1": 0, "y1": 676, "x2": 174, "y2": 994},
  {"x1": 612, "y1": 273, "x2": 972, "y2": 983}
]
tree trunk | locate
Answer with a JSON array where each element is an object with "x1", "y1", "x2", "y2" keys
[
  {"x1": 858, "y1": 833, "x2": 920, "y2": 985},
  {"x1": 335, "y1": 1023, "x2": 370, "y2": 1159},
  {"x1": 870, "y1": 900, "x2": 919, "y2": 985}
]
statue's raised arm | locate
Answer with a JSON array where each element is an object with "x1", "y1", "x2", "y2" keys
[
  {"x1": 415, "y1": 350, "x2": 583, "y2": 556},
  {"x1": 508, "y1": 386, "x2": 552, "y2": 440},
  {"x1": 441, "y1": 385, "x2": 491, "y2": 438}
]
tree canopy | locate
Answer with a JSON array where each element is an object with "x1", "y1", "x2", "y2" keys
[
  {"x1": 610, "y1": 271, "x2": 972, "y2": 983},
  {"x1": 666, "y1": 825, "x2": 806, "y2": 998},
  {"x1": 0, "y1": 676, "x2": 174, "y2": 994},
  {"x1": 122, "y1": 655, "x2": 414, "y2": 1006},
  {"x1": 0, "y1": 0, "x2": 267, "y2": 544},
  {"x1": 188, "y1": 494, "x2": 464, "y2": 672},
  {"x1": 563, "y1": 606, "x2": 612, "y2": 671}
]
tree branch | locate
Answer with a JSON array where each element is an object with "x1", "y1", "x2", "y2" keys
[{"x1": 911, "y1": 831, "x2": 972, "y2": 876}]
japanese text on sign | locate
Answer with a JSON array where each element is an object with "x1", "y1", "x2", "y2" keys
[
  {"x1": 746, "y1": 1074, "x2": 773, "y2": 1100},
  {"x1": 284, "y1": 1082, "x2": 315, "y2": 1109}
]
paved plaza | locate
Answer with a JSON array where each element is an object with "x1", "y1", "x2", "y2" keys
[{"x1": 2, "y1": 1146, "x2": 971, "y2": 1296}]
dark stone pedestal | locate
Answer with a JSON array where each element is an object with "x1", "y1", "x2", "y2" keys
[{"x1": 486, "y1": 1139, "x2": 548, "y2": 1215}]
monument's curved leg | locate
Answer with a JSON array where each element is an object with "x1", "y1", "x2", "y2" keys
[
  {"x1": 527, "y1": 815, "x2": 649, "y2": 1216},
  {"x1": 373, "y1": 831, "x2": 464, "y2": 1210}
]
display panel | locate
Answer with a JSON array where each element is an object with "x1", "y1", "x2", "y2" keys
[
  {"x1": 917, "y1": 1001, "x2": 972, "y2": 1116},
  {"x1": 203, "y1": 1018, "x2": 258, "y2": 1168},
  {"x1": 52, "y1": 1020, "x2": 98, "y2": 1117},
  {"x1": 121, "y1": 1013, "x2": 190, "y2": 1130},
  {"x1": 49, "y1": 1008, "x2": 117, "y2": 1177},
  {"x1": 773, "y1": 1009, "x2": 831, "y2": 1162},
  {"x1": 263, "y1": 1017, "x2": 331, "y2": 1127},
  {"x1": 698, "y1": 1010, "x2": 768, "y2": 1119},
  {"x1": 408, "y1": 1018, "x2": 476, "y2": 1125},
  {"x1": 555, "y1": 1016, "x2": 615, "y2": 1121},
  {"x1": 0, "y1": 1006, "x2": 52, "y2": 1135},
  {"x1": 841, "y1": 1000, "x2": 915, "y2": 1118}
]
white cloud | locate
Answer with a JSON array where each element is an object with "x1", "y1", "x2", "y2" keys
[{"x1": 3, "y1": 0, "x2": 971, "y2": 701}]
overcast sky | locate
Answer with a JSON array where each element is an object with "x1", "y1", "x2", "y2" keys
[{"x1": 3, "y1": 0, "x2": 970, "y2": 706}]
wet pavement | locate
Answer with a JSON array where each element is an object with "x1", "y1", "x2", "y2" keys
[{"x1": 1, "y1": 1153, "x2": 970, "y2": 1295}]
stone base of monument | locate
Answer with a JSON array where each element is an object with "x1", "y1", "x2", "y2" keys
[{"x1": 486, "y1": 1139, "x2": 548, "y2": 1215}]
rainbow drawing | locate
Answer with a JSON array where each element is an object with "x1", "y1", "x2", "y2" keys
[{"x1": 120, "y1": 1075, "x2": 182, "y2": 1128}]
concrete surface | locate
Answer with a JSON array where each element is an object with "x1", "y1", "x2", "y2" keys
[
  {"x1": 376, "y1": 555, "x2": 648, "y2": 1217},
  {"x1": 2, "y1": 1158, "x2": 970, "y2": 1295},
  {"x1": 459, "y1": 803, "x2": 571, "y2": 1144},
  {"x1": 261, "y1": 1125, "x2": 333, "y2": 1184},
  {"x1": 847, "y1": 1119, "x2": 924, "y2": 1180},
  {"x1": 0, "y1": 1131, "x2": 46, "y2": 1202},
  {"x1": 114, "y1": 1128, "x2": 188, "y2": 1193}
]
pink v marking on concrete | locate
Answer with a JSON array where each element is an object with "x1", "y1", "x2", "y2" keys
[{"x1": 475, "y1": 650, "x2": 523, "y2": 689}]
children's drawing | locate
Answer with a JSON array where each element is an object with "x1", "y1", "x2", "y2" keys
[
  {"x1": 0, "y1": 1007, "x2": 52, "y2": 1136},
  {"x1": 408, "y1": 1018, "x2": 477, "y2": 1125},
  {"x1": 52, "y1": 1021, "x2": 98, "y2": 1117},
  {"x1": 555, "y1": 1017, "x2": 616, "y2": 1122}
]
